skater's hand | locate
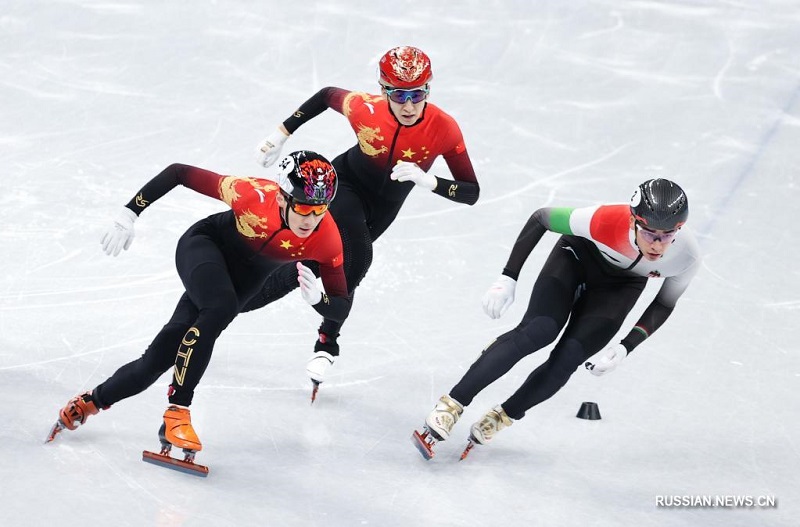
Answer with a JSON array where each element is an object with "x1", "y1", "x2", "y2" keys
[
  {"x1": 390, "y1": 161, "x2": 436, "y2": 191},
  {"x1": 100, "y1": 206, "x2": 138, "y2": 257},
  {"x1": 482, "y1": 275, "x2": 516, "y2": 319},
  {"x1": 297, "y1": 262, "x2": 322, "y2": 305},
  {"x1": 255, "y1": 127, "x2": 289, "y2": 168},
  {"x1": 585, "y1": 343, "x2": 628, "y2": 376}
]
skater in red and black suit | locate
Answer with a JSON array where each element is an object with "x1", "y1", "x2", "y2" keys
[
  {"x1": 247, "y1": 46, "x2": 481, "y2": 390},
  {"x1": 48, "y1": 151, "x2": 348, "y2": 462},
  {"x1": 414, "y1": 179, "x2": 702, "y2": 459}
]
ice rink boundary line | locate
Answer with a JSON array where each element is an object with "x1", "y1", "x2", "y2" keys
[{"x1": 699, "y1": 80, "x2": 800, "y2": 239}]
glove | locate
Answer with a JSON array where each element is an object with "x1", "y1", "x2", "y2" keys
[
  {"x1": 390, "y1": 161, "x2": 436, "y2": 191},
  {"x1": 297, "y1": 262, "x2": 322, "y2": 306},
  {"x1": 100, "y1": 207, "x2": 138, "y2": 257},
  {"x1": 255, "y1": 128, "x2": 289, "y2": 167},
  {"x1": 482, "y1": 275, "x2": 516, "y2": 319},
  {"x1": 585, "y1": 343, "x2": 628, "y2": 376}
]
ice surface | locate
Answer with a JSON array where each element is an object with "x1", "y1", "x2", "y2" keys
[{"x1": 1, "y1": 1, "x2": 798, "y2": 526}]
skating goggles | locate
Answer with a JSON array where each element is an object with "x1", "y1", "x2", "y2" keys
[
  {"x1": 636, "y1": 223, "x2": 678, "y2": 244},
  {"x1": 289, "y1": 198, "x2": 328, "y2": 216},
  {"x1": 383, "y1": 86, "x2": 429, "y2": 104}
]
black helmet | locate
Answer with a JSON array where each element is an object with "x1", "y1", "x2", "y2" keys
[
  {"x1": 277, "y1": 150, "x2": 337, "y2": 205},
  {"x1": 630, "y1": 178, "x2": 688, "y2": 230}
]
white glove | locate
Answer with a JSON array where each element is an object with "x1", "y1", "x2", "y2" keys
[
  {"x1": 585, "y1": 343, "x2": 628, "y2": 376},
  {"x1": 255, "y1": 128, "x2": 289, "y2": 167},
  {"x1": 297, "y1": 262, "x2": 322, "y2": 306},
  {"x1": 482, "y1": 275, "x2": 516, "y2": 319},
  {"x1": 100, "y1": 207, "x2": 138, "y2": 257},
  {"x1": 390, "y1": 161, "x2": 436, "y2": 191}
]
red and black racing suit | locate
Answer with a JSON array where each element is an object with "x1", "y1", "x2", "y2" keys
[
  {"x1": 243, "y1": 87, "x2": 480, "y2": 350},
  {"x1": 93, "y1": 164, "x2": 349, "y2": 408}
]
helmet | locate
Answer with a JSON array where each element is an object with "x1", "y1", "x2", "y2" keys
[
  {"x1": 379, "y1": 46, "x2": 433, "y2": 88},
  {"x1": 629, "y1": 178, "x2": 688, "y2": 230},
  {"x1": 277, "y1": 150, "x2": 337, "y2": 205}
]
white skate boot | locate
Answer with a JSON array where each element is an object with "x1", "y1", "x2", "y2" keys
[
  {"x1": 470, "y1": 405, "x2": 513, "y2": 445},
  {"x1": 412, "y1": 395, "x2": 464, "y2": 460},
  {"x1": 425, "y1": 395, "x2": 464, "y2": 440},
  {"x1": 306, "y1": 350, "x2": 334, "y2": 404},
  {"x1": 460, "y1": 405, "x2": 514, "y2": 460},
  {"x1": 306, "y1": 351, "x2": 335, "y2": 384}
]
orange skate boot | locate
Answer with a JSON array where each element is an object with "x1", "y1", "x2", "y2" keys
[
  {"x1": 46, "y1": 391, "x2": 101, "y2": 443},
  {"x1": 161, "y1": 405, "x2": 202, "y2": 452},
  {"x1": 142, "y1": 405, "x2": 208, "y2": 476}
]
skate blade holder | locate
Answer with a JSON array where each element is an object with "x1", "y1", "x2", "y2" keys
[
  {"x1": 411, "y1": 429, "x2": 438, "y2": 460},
  {"x1": 44, "y1": 420, "x2": 67, "y2": 443},
  {"x1": 459, "y1": 439, "x2": 476, "y2": 461},
  {"x1": 142, "y1": 450, "x2": 209, "y2": 477}
]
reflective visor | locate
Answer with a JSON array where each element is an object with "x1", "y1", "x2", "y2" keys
[
  {"x1": 384, "y1": 86, "x2": 429, "y2": 104},
  {"x1": 636, "y1": 223, "x2": 677, "y2": 243},
  {"x1": 290, "y1": 200, "x2": 328, "y2": 216}
]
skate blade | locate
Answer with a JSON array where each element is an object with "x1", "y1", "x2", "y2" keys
[
  {"x1": 44, "y1": 420, "x2": 66, "y2": 444},
  {"x1": 459, "y1": 439, "x2": 476, "y2": 461},
  {"x1": 411, "y1": 429, "x2": 436, "y2": 460},
  {"x1": 310, "y1": 380, "x2": 320, "y2": 405},
  {"x1": 142, "y1": 450, "x2": 209, "y2": 477}
]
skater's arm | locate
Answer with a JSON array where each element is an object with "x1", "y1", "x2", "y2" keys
[
  {"x1": 424, "y1": 115, "x2": 479, "y2": 205},
  {"x1": 432, "y1": 150, "x2": 480, "y2": 205},
  {"x1": 101, "y1": 164, "x2": 225, "y2": 257},
  {"x1": 281, "y1": 87, "x2": 350, "y2": 134},
  {"x1": 123, "y1": 164, "x2": 225, "y2": 216},
  {"x1": 620, "y1": 258, "x2": 701, "y2": 353},
  {"x1": 502, "y1": 207, "x2": 574, "y2": 279},
  {"x1": 313, "y1": 264, "x2": 351, "y2": 321},
  {"x1": 619, "y1": 299, "x2": 674, "y2": 353},
  {"x1": 301, "y1": 221, "x2": 351, "y2": 321}
]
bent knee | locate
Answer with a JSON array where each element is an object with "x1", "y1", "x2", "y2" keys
[
  {"x1": 548, "y1": 338, "x2": 589, "y2": 373},
  {"x1": 516, "y1": 316, "x2": 561, "y2": 348}
]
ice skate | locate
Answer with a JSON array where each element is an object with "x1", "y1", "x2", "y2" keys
[
  {"x1": 142, "y1": 405, "x2": 208, "y2": 477},
  {"x1": 411, "y1": 395, "x2": 464, "y2": 460},
  {"x1": 460, "y1": 405, "x2": 513, "y2": 460},
  {"x1": 306, "y1": 331, "x2": 338, "y2": 403},
  {"x1": 161, "y1": 405, "x2": 202, "y2": 451},
  {"x1": 45, "y1": 391, "x2": 101, "y2": 443}
]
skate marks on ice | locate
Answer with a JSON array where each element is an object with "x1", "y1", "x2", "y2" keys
[{"x1": 1, "y1": 336, "x2": 152, "y2": 372}]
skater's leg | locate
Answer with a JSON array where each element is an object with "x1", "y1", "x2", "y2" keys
[
  {"x1": 449, "y1": 242, "x2": 582, "y2": 406},
  {"x1": 312, "y1": 187, "x2": 400, "y2": 350},
  {"x1": 167, "y1": 232, "x2": 246, "y2": 407},
  {"x1": 501, "y1": 277, "x2": 647, "y2": 420},
  {"x1": 52, "y1": 291, "x2": 200, "y2": 440},
  {"x1": 166, "y1": 263, "x2": 238, "y2": 406},
  {"x1": 93, "y1": 293, "x2": 198, "y2": 408},
  {"x1": 305, "y1": 184, "x2": 372, "y2": 387}
]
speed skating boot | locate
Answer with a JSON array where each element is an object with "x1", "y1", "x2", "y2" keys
[
  {"x1": 307, "y1": 331, "x2": 339, "y2": 383},
  {"x1": 162, "y1": 405, "x2": 202, "y2": 452},
  {"x1": 59, "y1": 391, "x2": 101, "y2": 431},
  {"x1": 425, "y1": 394, "x2": 464, "y2": 441},
  {"x1": 469, "y1": 405, "x2": 513, "y2": 445}
]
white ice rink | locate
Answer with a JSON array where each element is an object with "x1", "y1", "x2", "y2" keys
[{"x1": 1, "y1": 1, "x2": 798, "y2": 526}]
